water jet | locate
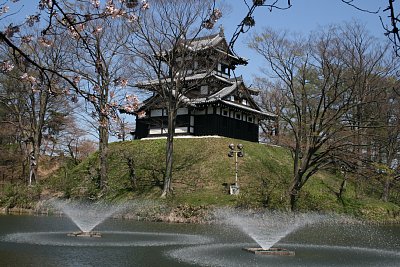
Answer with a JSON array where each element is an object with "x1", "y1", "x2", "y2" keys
[
  {"x1": 215, "y1": 209, "x2": 325, "y2": 254},
  {"x1": 47, "y1": 199, "x2": 129, "y2": 234}
]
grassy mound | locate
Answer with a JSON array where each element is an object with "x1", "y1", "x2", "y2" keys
[{"x1": 40, "y1": 137, "x2": 400, "y2": 222}]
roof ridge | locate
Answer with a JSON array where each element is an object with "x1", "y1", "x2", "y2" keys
[{"x1": 190, "y1": 33, "x2": 220, "y2": 42}]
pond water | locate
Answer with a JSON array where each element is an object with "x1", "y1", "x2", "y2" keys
[{"x1": 0, "y1": 214, "x2": 399, "y2": 267}]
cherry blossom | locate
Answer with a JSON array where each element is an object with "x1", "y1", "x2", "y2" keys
[
  {"x1": 141, "y1": 0, "x2": 149, "y2": 10},
  {"x1": 113, "y1": 77, "x2": 128, "y2": 87},
  {"x1": 4, "y1": 24, "x2": 20, "y2": 38},
  {"x1": 0, "y1": 6, "x2": 10, "y2": 16},
  {"x1": 1, "y1": 60, "x2": 14, "y2": 72},
  {"x1": 39, "y1": 0, "x2": 53, "y2": 10},
  {"x1": 91, "y1": 0, "x2": 100, "y2": 8},
  {"x1": 137, "y1": 110, "x2": 146, "y2": 118},
  {"x1": 127, "y1": 14, "x2": 138, "y2": 23},
  {"x1": 202, "y1": 8, "x2": 223, "y2": 30},
  {"x1": 20, "y1": 73, "x2": 37, "y2": 84},
  {"x1": 72, "y1": 76, "x2": 81, "y2": 85},
  {"x1": 93, "y1": 26, "x2": 103, "y2": 34},
  {"x1": 26, "y1": 14, "x2": 40, "y2": 27},
  {"x1": 21, "y1": 35, "x2": 33, "y2": 43},
  {"x1": 38, "y1": 37, "x2": 53, "y2": 47}
]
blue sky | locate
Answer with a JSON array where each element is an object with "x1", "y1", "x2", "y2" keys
[
  {"x1": 4, "y1": 0, "x2": 389, "y2": 84},
  {"x1": 219, "y1": 0, "x2": 389, "y2": 83}
]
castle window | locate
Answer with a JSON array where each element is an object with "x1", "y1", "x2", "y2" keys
[
  {"x1": 217, "y1": 63, "x2": 230, "y2": 77},
  {"x1": 221, "y1": 63, "x2": 230, "y2": 75},
  {"x1": 222, "y1": 109, "x2": 229, "y2": 116},
  {"x1": 235, "y1": 113, "x2": 241, "y2": 120}
]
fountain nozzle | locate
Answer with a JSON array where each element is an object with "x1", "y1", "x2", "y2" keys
[
  {"x1": 67, "y1": 231, "x2": 102, "y2": 238},
  {"x1": 242, "y1": 247, "x2": 295, "y2": 256}
]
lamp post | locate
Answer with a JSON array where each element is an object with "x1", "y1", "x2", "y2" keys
[{"x1": 228, "y1": 143, "x2": 244, "y2": 195}]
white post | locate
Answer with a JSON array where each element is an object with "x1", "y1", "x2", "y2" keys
[{"x1": 235, "y1": 152, "x2": 238, "y2": 187}]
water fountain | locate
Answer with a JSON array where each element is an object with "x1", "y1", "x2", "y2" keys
[
  {"x1": 215, "y1": 209, "x2": 325, "y2": 255},
  {"x1": 48, "y1": 199, "x2": 129, "y2": 237},
  {"x1": 0, "y1": 199, "x2": 212, "y2": 248}
]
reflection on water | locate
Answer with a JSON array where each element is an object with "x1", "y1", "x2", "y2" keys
[{"x1": 0, "y1": 215, "x2": 399, "y2": 267}]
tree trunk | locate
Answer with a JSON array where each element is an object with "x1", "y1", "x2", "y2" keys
[
  {"x1": 98, "y1": 116, "x2": 109, "y2": 189},
  {"x1": 338, "y1": 177, "x2": 347, "y2": 199},
  {"x1": 381, "y1": 176, "x2": 390, "y2": 202},
  {"x1": 161, "y1": 108, "x2": 176, "y2": 198},
  {"x1": 28, "y1": 89, "x2": 48, "y2": 185},
  {"x1": 289, "y1": 171, "x2": 302, "y2": 211},
  {"x1": 126, "y1": 156, "x2": 137, "y2": 190}
]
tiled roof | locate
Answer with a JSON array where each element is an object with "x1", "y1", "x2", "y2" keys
[
  {"x1": 136, "y1": 72, "x2": 234, "y2": 88},
  {"x1": 187, "y1": 33, "x2": 223, "y2": 51}
]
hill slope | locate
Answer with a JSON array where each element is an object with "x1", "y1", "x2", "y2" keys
[{"x1": 43, "y1": 137, "x2": 400, "y2": 222}]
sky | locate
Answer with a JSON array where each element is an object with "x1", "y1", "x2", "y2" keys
[
  {"x1": 219, "y1": 0, "x2": 390, "y2": 83},
  {"x1": 3, "y1": 0, "x2": 390, "y2": 84},
  {"x1": 2, "y1": 0, "x2": 394, "y2": 140}
]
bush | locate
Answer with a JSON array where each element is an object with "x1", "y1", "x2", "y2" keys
[{"x1": 0, "y1": 182, "x2": 42, "y2": 209}]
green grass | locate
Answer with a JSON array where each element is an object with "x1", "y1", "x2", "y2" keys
[{"x1": 41, "y1": 137, "x2": 400, "y2": 222}]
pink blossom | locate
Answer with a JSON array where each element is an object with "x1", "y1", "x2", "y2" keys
[
  {"x1": 141, "y1": 0, "x2": 149, "y2": 10},
  {"x1": 20, "y1": 73, "x2": 28, "y2": 80},
  {"x1": 0, "y1": 6, "x2": 10, "y2": 15},
  {"x1": 39, "y1": 0, "x2": 53, "y2": 10},
  {"x1": 211, "y1": 9, "x2": 222, "y2": 21},
  {"x1": 91, "y1": 0, "x2": 100, "y2": 8},
  {"x1": 4, "y1": 24, "x2": 20, "y2": 38},
  {"x1": 38, "y1": 37, "x2": 53, "y2": 47},
  {"x1": 1, "y1": 60, "x2": 14, "y2": 72},
  {"x1": 21, "y1": 35, "x2": 33, "y2": 43},
  {"x1": 202, "y1": 19, "x2": 214, "y2": 30},
  {"x1": 21, "y1": 73, "x2": 37, "y2": 84},
  {"x1": 93, "y1": 26, "x2": 103, "y2": 34},
  {"x1": 26, "y1": 14, "x2": 40, "y2": 27},
  {"x1": 127, "y1": 14, "x2": 138, "y2": 23},
  {"x1": 62, "y1": 88, "x2": 70, "y2": 95},
  {"x1": 137, "y1": 110, "x2": 146, "y2": 118},
  {"x1": 114, "y1": 77, "x2": 128, "y2": 87},
  {"x1": 123, "y1": 94, "x2": 141, "y2": 114},
  {"x1": 73, "y1": 76, "x2": 81, "y2": 85}
]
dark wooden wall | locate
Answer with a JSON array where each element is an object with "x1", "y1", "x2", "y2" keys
[{"x1": 194, "y1": 114, "x2": 259, "y2": 142}]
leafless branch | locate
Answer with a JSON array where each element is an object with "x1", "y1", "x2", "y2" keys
[
  {"x1": 228, "y1": 0, "x2": 292, "y2": 55},
  {"x1": 341, "y1": 0, "x2": 380, "y2": 14}
]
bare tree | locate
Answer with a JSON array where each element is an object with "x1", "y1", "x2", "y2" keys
[
  {"x1": 51, "y1": 9, "x2": 135, "y2": 189},
  {"x1": 0, "y1": 34, "x2": 69, "y2": 184},
  {"x1": 249, "y1": 23, "x2": 395, "y2": 210}
]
